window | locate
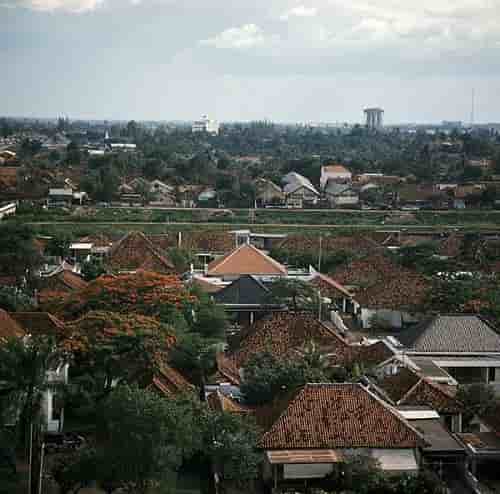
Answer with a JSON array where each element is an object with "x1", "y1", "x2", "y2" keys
[{"x1": 488, "y1": 367, "x2": 496, "y2": 383}]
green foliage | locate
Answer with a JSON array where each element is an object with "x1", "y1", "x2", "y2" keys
[
  {"x1": 168, "y1": 247, "x2": 194, "y2": 273},
  {"x1": 268, "y1": 278, "x2": 316, "y2": 312},
  {"x1": 191, "y1": 296, "x2": 227, "y2": 339},
  {"x1": 270, "y1": 247, "x2": 352, "y2": 273},
  {"x1": 0, "y1": 286, "x2": 34, "y2": 312},
  {"x1": 95, "y1": 386, "x2": 206, "y2": 493},
  {"x1": 45, "y1": 234, "x2": 71, "y2": 258},
  {"x1": 80, "y1": 258, "x2": 106, "y2": 281},
  {"x1": 0, "y1": 222, "x2": 42, "y2": 282},
  {"x1": 207, "y1": 411, "x2": 261, "y2": 484},
  {"x1": 241, "y1": 350, "x2": 332, "y2": 405},
  {"x1": 169, "y1": 333, "x2": 218, "y2": 385},
  {"x1": 456, "y1": 383, "x2": 497, "y2": 427}
]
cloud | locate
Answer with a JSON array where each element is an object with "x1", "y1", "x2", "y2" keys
[
  {"x1": 200, "y1": 24, "x2": 271, "y2": 49},
  {"x1": 0, "y1": 0, "x2": 104, "y2": 12},
  {"x1": 280, "y1": 5, "x2": 317, "y2": 20}
]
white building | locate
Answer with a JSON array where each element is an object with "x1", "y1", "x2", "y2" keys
[
  {"x1": 320, "y1": 164, "x2": 352, "y2": 188},
  {"x1": 192, "y1": 115, "x2": 219, "y2": 136}
]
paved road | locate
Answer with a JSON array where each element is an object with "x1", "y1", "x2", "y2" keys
[{"x1": 25, "y1": 221, "x2": 500, "y2": 231}]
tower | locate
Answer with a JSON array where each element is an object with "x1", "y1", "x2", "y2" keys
[{"x1": 364, "y1": 108, "x2": 384, "y2": 130}]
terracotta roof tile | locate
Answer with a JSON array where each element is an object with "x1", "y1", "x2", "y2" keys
[
  {"x1": 0, "y1": 309, "x2": 25, "y2": 342},
  {"x1": 150, "y1": 362, "x2": 195, "y2": 396},
  {"x1": 277, "y1": 234, "x2": 377, "y2": 257},
  {"x1": 10, "y1": 312, "x2": 66, "y2": 336},
  {"x1": 106, "y1": 231, "x2": 176, "y2": 274},
  {"x1": 260, "y1": 383, "x2": 422, "y2": 449},
  {"x1": 310, "y1": 272, "x2": 352, "y2": 298},
  {"x1": 229, "y1": 312, "x2": 351, "y2": 371},
  {"x1": 332, "y1": 253, "x2": 430, "y2": 310},
  {"x1": 207, "y1": 390, "x2": 254, "y2": 415},
  {"x1": 378, "y1": 367, "x2": 462, "y2": 414},
  {"x1": 208, "y1": 244, "x2": 287, "y2": 277}
]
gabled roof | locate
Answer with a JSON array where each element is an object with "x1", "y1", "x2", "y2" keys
[
  {"x1": 10, "y1": 312, "x2": 66, "y2": 336},
  {"x1": 322, "y1": 164, "x2": 351, "y2": 174},
  {"x1": 106, "y1": 231, "x2": 175, "y2": 274},
  {"x1": 396, "y1": 315, "x2": 500, "y2": 353},
  {"x1": 207, "y1": 244, "x2": 287, "y2": 277},
  {"x1": 310, "y1": 272, "x2": 352, "y2": 298},
  {"x1": 207, "y1": 390, "x2": 254, "y2": 415},
  {"x1": 260, "y1": 383, "x2": 422, "y2": 450},
  {"x1": 227, "y1": 312, "x2": 351, "y2": 372},
  {"x1": 149, "y1": 362, "x2": 195, "y2": 396},
  {"x1": 214, "y1": 275, "x2": 273, "y2": 305},
  {"x1": 0, "y1": 309, "x2": 25, "y2": 342},
  {"x1": 377, "y1": 367, "x2": 462, "y2": 414},
  {"x1": 332, "y1": 253, "x2": 430, "y2": 310}
]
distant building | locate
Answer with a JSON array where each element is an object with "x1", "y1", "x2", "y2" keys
[
  {"x1": 364, "y1": 108, "x2": 384, "y2": 130},
  {"x1": 320, "y1": 164, "x2": 352, "y2": 188},
  {"x1": 192, "y1": 115, "x2": 219, "y2": 135},
  {"x1": 0, "y1": 202, "x2": 16, "y2": 220}
]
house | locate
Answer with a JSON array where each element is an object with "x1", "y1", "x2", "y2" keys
[
  {"x1": 386, "y1": 315, "x2": 500, "y2": 396},
  {"x1": 213, "y1": 274, "x2": 285, "y2": 326},
  {"x1": 254, "y1": 178, "x2": 284, "y2": 206},
  {"x1": 323, "y1": 181, "x2": 359, "y2": 208},
  {"x1": 0, "y1": 310, "x2": 68, "y2": 433},
  {"x1": 36, "y1": 266, "x2": 88, "y2": 304},
  {"x1": 368, "y1": 365, "x2": 463, "y2": 432},
  {"x1": 320, "y1": 164, "x2": 352, "y2": 188},
  {"x1": 456, "y1": 407, "x2": 500, "y2": 491},
  {"x1": 206, "y1": 243, "x2": 287, "y2": 280},
  {"x1": 282, "y1": 172, "x2": 320, "y2": 208},
  {"x1": 398, "y1": 407, "x2": 466, "y2": 476},
  {"x1": 197, "y1": 188, "x2": 217, "y2": 204},
  {"x1": 47, "y1": 188, "x2": 87, "y2": 208},
  {"x1": 149, "y1": 179, "x2": 175, "y2": 206},
  {"x1": 0, "y1": 202, "x2": 16, "y2": 220},
  {"x1": 260, "y1": 383, "x2": 423, "y2": 490},
  {"x1": 215, "y1": 312, "x2": 354, "y2": 386},
  {"x1": 332, "y1": 253, "x2": 429, "y2": 329},
  {"x1": 105, "y1": 231, "x2": 176, "y2": 274}
]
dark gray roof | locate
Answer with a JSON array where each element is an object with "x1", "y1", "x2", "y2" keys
[
  {"x1": 214, "y1": 274, "x2": 272, "y2": 306},
  {"x1": 397, "y1": 315, "x2": 500, "y2": 353},
  {"x1": 409, "y1": 419, "x2": 465, "y2": 453}
]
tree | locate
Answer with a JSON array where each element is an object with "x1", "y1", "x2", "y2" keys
[
  {"x1": 62, "y1": 311, "x2": 176, "y2": 416},
  {"x1": 80, "y1": 259, "x2": 106, "y2": 281},
  {"x1": 94, "y1": 386, "x2": 205, "y2": 493},
  {"x1": 240, "y1": 350, "x2": 330, "y2": 405},
  {"x1": 0, "y1": 286, "x2": 34, "y2": 312},
  {"x1": 66, "y1": 141, "x2": 81, "y2": 165},
  {"x1": 456, "y1": 383, "x2": 497, "y2": 427},
  {"x1": 192, "y1": 297, "x2": 227, "y2": 339},
  {"x1": 206, "y1": 410, "x2": 261, "y2": 487},
  {"x1": 168, "y1": 248, "x2": 194, "y2": 274},
  {"x1": 0, "y1": 223, "x2": 42, "y2": 284},
  {"x1": 45, "y1": 234, "x2": 71, "y2": 259},
  {"x1": 269, "y1": 278, "x2": 316, "y2": 312}
]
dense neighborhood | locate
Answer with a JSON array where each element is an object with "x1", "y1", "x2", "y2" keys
[{"x1": 2, "y1": 118, "x2": 500, "y2": 494}]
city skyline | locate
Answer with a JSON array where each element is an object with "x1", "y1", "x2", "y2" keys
[{"x1": 1, "y1": 0, "x2": 500, "y2": 123}]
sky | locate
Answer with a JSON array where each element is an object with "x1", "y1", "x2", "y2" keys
[{"x1": 1, "y1": 0, "x2": 500, "y2": 123}]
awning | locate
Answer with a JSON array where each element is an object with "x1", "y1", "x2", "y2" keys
[{"x1": 267, "y1": 449, "x2": 344, "y2": 464}]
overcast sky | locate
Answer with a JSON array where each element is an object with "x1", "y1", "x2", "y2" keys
[{"x1": 1, "y1": 0, "x2": 500, "y2": 123}]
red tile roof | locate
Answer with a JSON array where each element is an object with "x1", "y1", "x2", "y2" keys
[
  {"x1": 0, "y1": 309, "x2": 25, "y2": 342},
  {"x1": 208, "y1": 244, "x2": 287, "y2": 277},
  {"x1": 332, "y1": 253, "x2": 430, "y2": 310},
  {"x1": 310, "y1": 272, "x2": 352, "y2": 298},
  {"x1": 229, "y1": 312, "x2": 351, "y2": 371},
  {"x1": 149, "y1": 362, "x2": 195, "y2": 396},
  {"x1": 106, "y1": 231, "x2": 175, "y2": 274},
  {"x1": 378, "y1": 367, "x2": 462, "y2": 414},
  {"x1": 10, "y1": 312, "x2": 66, "y2": 336},
  {"x1": 277, "y1": 234, "x2": 377, "y2": 256},
  {"x1": 207, "y1": 390, "x2": 254, "y2": 415},
  {"x1": 260, "y1": 383, "x2": 422, "y2": 450}
]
